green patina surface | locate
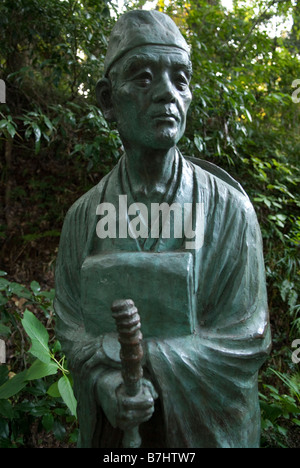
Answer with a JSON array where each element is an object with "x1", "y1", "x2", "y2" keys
[{"x1": 54, "y1": 10, "x2": 271, "y2": 448}]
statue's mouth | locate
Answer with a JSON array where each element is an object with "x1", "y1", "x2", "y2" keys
[
  {"x1": 153, "y1": 115, "x2": 177, "y2": 122},
  {"x1": 152, "y1": 109, "x2": 180, "y2": 123}
]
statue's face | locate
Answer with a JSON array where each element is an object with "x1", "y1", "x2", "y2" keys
[{"x1": 109, "y1": 45, "x2": 192, "y2": 152}]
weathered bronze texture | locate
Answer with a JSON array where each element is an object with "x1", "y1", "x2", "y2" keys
[{"x1": 54, "y1": 9, "x2": 271, "y2": 448}]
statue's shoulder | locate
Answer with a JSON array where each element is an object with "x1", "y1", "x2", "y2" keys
[
  {"x1": 65, "y1": 183, "x2": 101, "y2": 222},
  {"x1": 185, "y1": 156, "x2": 260, "y2": 228},
  {"x1": 185, "y1": 156, "x2": 248, "y2": 199}
]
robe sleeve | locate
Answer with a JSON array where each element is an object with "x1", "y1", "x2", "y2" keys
[{"x1": 54, "y1": 192, "x2": 96, "y2": 360}]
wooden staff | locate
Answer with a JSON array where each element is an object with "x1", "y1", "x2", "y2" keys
[{"x1": 111, "y1": 298, "x2": 144, "y2": 448}]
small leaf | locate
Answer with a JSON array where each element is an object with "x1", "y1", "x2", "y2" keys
[
  {"x1": 42, "y1": 413, "x2": 54, "y2": 432},
  {"x1": 30, "y1": 280, "x2": 41, "y2": 295},
  {"x1": 31, "y1": 122, "x2": 41, "y2": 142},
  {"x1": 43, "y1": 115, "x2": 54, "y2": 132},
  {"x1": 8, "y1": 282, "x2": 32, "y2": 298},
  {"x1": 194, "y1": 135, "x2": 204, "y2": 152},
  {"x1": 0, "y1": 370, "x2": 27, "y2": 399},
  {"x1": 47, "y1": 381, "x2": 60, "y2": 397},
  {"x1": 58, "y1": 375, "x2": 77, "y2": 417},
  {"x1": 6, "y1": 123, "x2": 16, "y2": 138},
  {"x1": 0, "y1": 278, "x2": 10, "y2": 291},
  {"x1": 244, "y1": 108, "x2": 252, "y2": 122},
  {"x1": 25, "y1": 359, "x2": 58, "y2": 380},
  {"x1": 21, "y1": 309, "x2": 51, "y2": 363}
]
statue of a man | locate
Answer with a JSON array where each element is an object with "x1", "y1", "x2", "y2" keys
[{"x1": 54, "y1": 10, "x2": 271, "y2": 448}]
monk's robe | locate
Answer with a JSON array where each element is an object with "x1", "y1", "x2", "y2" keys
[{"x1": 54, "y1": 150, "x2": 271, "y2": 448}]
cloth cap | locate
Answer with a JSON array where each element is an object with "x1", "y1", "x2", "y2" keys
[{"x1": 104, "y1": 10, "x2": 190, "y2": 76}]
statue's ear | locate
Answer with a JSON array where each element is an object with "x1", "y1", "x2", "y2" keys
[{"x1": 96, "y1": 78, "x2": 115, "y2": 122}]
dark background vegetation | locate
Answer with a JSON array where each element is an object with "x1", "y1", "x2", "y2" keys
[{"x1": 0, "y1": 0, "x2": 299, "y2": 448}]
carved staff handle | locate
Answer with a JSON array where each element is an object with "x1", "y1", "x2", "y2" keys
[{"x1": 111, "y1": 298, "x2": 144, "y2": 448}]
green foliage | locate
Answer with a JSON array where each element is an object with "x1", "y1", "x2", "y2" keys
[
  {"x1": 0, "y1": 273, "x2": 77, "y2": 447},
  {"x1": 0, "y1": 0, "x2": 121, "y2": 181},
  {"x1": 260, "y1": 368, "x2": 300, "y2": 447}
]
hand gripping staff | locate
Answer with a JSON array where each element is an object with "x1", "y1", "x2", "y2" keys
[{"x1": 111, "y1": 298, "x2": 144, "y2": 448}]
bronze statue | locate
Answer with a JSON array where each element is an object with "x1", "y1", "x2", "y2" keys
[{"x1": 54, "y1": 10, "x2": 271, "y2": 448}]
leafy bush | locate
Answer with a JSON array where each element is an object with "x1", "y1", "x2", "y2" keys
[
  {"x1": 0, "y1": 272, "x2": 77, "y2": 447},
  {"x1": 260, "y1": 369, "x2": 300, "y2": 448}
]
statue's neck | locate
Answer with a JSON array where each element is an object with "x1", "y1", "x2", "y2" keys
[{"x1": 124, "y1": 146, "x2": 177, "y2": 203}]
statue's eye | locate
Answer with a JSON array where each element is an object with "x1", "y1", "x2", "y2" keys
[
  {"x1": 134, "y1": 72, "x2": 152, "y2": 87},
  {"x1": 174, "y1": 73, "x2": 189, "y2": 91}
]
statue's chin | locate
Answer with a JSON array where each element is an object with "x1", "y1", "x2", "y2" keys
[
  {"x1": 149, "y1": 126, "x2": 183, "y2": 150},
  {"x1": 120, "y1": 123, "x2": 184, "y2": 153}
]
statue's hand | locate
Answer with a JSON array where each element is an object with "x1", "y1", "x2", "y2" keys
[
  {"x1": 96, "y1": 370, "x2": 158, "y2": 430},
  {"x1": 116, "y1": 379, "x2": 158, "y2": 431}
]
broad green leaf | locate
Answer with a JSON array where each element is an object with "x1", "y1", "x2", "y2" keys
[
  {"x1": 21, "y1": 309, "x2": 51, "y2": 363},
  {"x1": 0, "y1": 370, "x2": 27, "y2": 399},
  {"x1": 58, "y1": 375, "x2": 77, "y2": 417},
  {"x1": 25, "y1": 359, "x2": 58, "y2": 381}
]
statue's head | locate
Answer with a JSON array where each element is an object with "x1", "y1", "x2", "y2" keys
[{"x1": 96, "y1": 10, "x2": 192, "y2": 152}]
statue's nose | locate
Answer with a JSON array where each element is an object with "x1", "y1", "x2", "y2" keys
[{"x1": 152, "y1": 73, "x2": 176, "y2": 104}]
